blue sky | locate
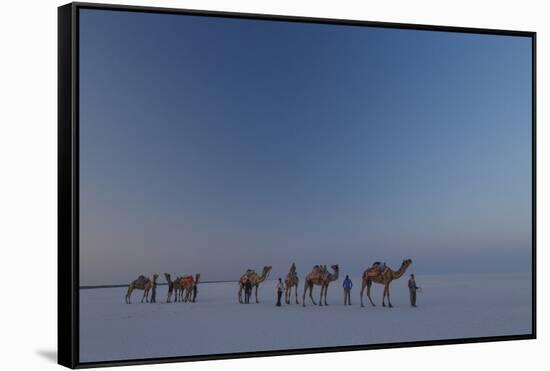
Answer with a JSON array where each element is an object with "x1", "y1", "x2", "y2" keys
[{"x1": 79, "y1": 9, "x2": 532, "y2": 285}]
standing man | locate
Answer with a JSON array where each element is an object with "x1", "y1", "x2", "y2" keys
[
  {"x1": 343, "y1": 275, "x2": 353, "y2": 305},
  {"x1": 150, "y1": 274, "x2": 158, "y2": 303},
  {"x1": 408, "y1": 274, "x2": 418, "y2": 307},
  {"x1": 192, "y1": 283, "x2": 198, "y2": 303},
  {"x1": 276, "y1": 278, "x2": 284, "y2": 307},
  {"x1": 244, "y1": 280, "x2": 252, "y2": 304}
]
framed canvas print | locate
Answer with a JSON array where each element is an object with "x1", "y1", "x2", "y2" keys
[{"x1": 58, "y1": 2, "x2": 536, "y2": 368}]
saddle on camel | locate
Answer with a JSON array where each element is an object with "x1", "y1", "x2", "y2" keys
[
  {"x1": 364, "y1": 262, "x2": 388, "y2": 277},
  {"x1": 240, "y1": 269, "x2": 255, "y2": 283},
  {"x1": 306, "y1": 265, "x2": 327, "y2": 281},
  {"x1": 135, "y1": 275, "x2": 151, "y2": 285},
  {"x1": 179, "y1": 275, "x2": 194, "y2": 286}
]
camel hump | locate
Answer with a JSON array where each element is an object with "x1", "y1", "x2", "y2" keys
[{"x1": 135, "y1": 275, "x2": 149, "y2": 285}]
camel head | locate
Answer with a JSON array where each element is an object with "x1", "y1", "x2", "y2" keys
[
  {"x1": 328, "y1": 264, "x2": 339, "y2": 281},
  {"x1": 403, "y1": 259, "x2": 413, "y2": 267},
  {"x1": 261, "y1": 266, "x2": 272, "y2": 279}
]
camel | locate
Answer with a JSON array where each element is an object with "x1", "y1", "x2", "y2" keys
[
  {"x1": 125, "y1": 274, "x2": 158, "y2": 304},
  {"x1": 179, "y1": 273, "x2": 200, "y2": 303},
  {"x1": 164, "y1": 273, "x2": 183, "y2": 303},
  {"x1": 302, "y1": 264, "x2": 339, "y2": 307},
  {"x1": 238, "y1": 266, "x2": 272, "y2": 304},
  {"x1": 360, "y1": 259, "x2": 413, "y2": 308},
  {"x1": 319, "y1": 264, "x2": 339, "y2": 306},
  {"x1": 284, "y1": 262, "x2": 300, "y2": 304}
]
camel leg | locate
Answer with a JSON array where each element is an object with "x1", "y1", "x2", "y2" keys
[
  {"x1": 295, "y1": 284, "x2": 299, "y2": 305},
  {"x1": 319, "y1": 285, "x2": 324, "y2": 306},
  {"x1": 360, "y1": 280, "x2": 366, "y2": 307},
  {"x1": 255, "y1": 285, "x2": 259, "y2": 303},
  {"x1": 367, "y1": 281, "x2": 376, "y2": 306},
  {"x1": 386, "y1": 284, "x2": 393, "y2": 308},
  {"x1": 302, "y1": 282, "x2": 308, "y2": 307},
  {"x1": 288, "y1": 287, "x2": 292, "y2": 304},
  {"x1": 382, "y1": 285, "x2": 387, "y2": 307},
  {"x1": 287, "y1": 286, "x2": 291, "y2": 304},
  {"x1": 288, "y1": 286, "x2": 292, "y2": 304},
  {"x1": 285, "y1": 286, "x2": 289, "y2": 304},
  {"x1": 238, "y1": 285, "x2": 243, "y2": 304},
  {"x1": 324, "y1": 284, "x2": 329, "y2": 306},
  {"x1": 309, "y1": 284, "x2": 317, "y2": 305},
  {"x1": 125, "y1": 286, "x2": 133, "y2": 304}
]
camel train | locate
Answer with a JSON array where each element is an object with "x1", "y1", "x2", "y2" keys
[
  {"x1": 125, "y1": 259, "x2": 413, "y2": 307},
  {"x1": 125, "y1": 272, "x2": 200, "y2": 304}
]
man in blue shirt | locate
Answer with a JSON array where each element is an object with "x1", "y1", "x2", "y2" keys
[{"x1": 343, "y1": 275, "x2": 353, "y2": 305}]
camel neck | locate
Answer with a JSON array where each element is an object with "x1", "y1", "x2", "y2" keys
[
  {"x1": 393, "y1": 263, "x2": 409, "y2": 279},
  {"x1": 258, "y1": 268, "x2": 270, "y2": 283}
]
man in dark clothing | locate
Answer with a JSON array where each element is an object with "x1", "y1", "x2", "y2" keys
[
  {"x1": 192, "y1": 284, "x2": 198, "y2": 303},
  {"x1": 244, "y1": 281, "x2": 252, "y2": 304},
  {"x1": 150, "y1": 275, "x2": 157, "y2": 303},
  {"x1": 276, "y1": 278, "x2": 284, "y2": 307},
  {"x1": 343, "y1": 275, "x2": 353, "y2": 305},
  {"x1": 408, "y1": 274, "x2": 418, "y2": 307}
]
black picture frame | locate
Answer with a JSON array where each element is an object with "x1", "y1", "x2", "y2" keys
[{"x1": 58, "y1": 2, "x2": 537, "y2": 368}]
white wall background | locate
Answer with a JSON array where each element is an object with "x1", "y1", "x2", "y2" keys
[{"x1": 0, "y1": 0, "x2": 546, "y2": 370}]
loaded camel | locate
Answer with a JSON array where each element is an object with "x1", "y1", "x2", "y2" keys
[
  {"x1": 238, "y1": 266, "x2": 272, "y2": 304},
  {"x1": 319, "y1": 264, "x2": 339, "y2": 306},
  {"x1": 360, "y1": 259, "x2": 412, "y2": 308},
  {"x1": 180, "y1": 273, "x2": 201, "y2": 302},
  {"x1": 164, "y1": 273, "x2": 183, "y2": 303},
  {"x1": 302, "y1": 264, "x2": 339, "y2": 307},
  {"x1": 284, "y1": 262, "x2": 300, "y2": 304},
  {"x1": 125, "y1": 274, "x2": 158, "y2": 304}
]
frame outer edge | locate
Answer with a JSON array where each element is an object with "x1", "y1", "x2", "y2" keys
[
  {"x1": 61, "y1": 2, "x2": 537, "y2": 368},
  {"x1": 58, "y1": 2, "x2": 78, "y2": 369}
]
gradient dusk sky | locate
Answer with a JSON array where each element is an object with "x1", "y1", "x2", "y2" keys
[{"x1": 78, "y1": 9, "x2": 532, "y2": 285}]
